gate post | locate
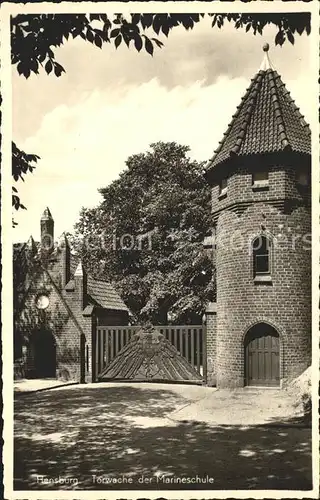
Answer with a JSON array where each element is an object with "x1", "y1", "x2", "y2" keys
[
  {"x1": 91, "y1": 315, "x2": 97, "y2": 383},
  {"x1": 204, "y1": 302, "x2": 217, "y2": 386},
  {"x1": 80, "y1": 333, "x2": 86, "y2": 384},
  {"x1": 202, "y1": 317, "x2": 207, "y2": 385}
]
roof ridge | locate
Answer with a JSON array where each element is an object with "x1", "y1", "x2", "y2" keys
[
  {"x1": 205, "y1": 55, "x2": 311, "y2": 174},
  {"x1": 211, "y1": 79, "x2": 254, "y2": 159},
  {"x1": 267, "y1": 70, "x2": 290, "y2": 150},
  {"x1": 277, "y1": 76, "x2": 311, "y2": 132},
  {"x1": 209, "y1": 71, "x2": 264, "y2": 163},
  {"x1": 88, "y1": 274, "x2": 112, "y2": 285},
  {"x1": 230, "y1": 71, "x2": 264, "y2": 157}
]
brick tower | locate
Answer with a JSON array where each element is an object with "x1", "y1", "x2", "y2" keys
[
  {"x1": 41, "y1": 207, "x2": 54, "y2": 252},
  {"x1": 204, "y1": 44, "x2": 311, "y2": 388}
]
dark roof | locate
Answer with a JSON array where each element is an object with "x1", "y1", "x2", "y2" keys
[
  {"x1": 87, "y1": 276, "x2": 129, "y2": 312},
  {"x1": 206, "y1": 65, "x2": 311, "y2": 173},
  {"x1": 65, "y1": 276, "x2": 130, "y2": 312},
  {"x1": 69, "y1": 254, "x2": 129, "y2": 312}
]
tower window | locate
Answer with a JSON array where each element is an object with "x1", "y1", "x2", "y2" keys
[
  {"x1": 252, "y1": 171, "x2": 269, "y2": 189},
  {"x1": 297, "y1": 171, "x2": 309, "y2": 186},
  {"x1": 252, "y1": 235, "x2": 270, "y2": 276},
  {"x1": 219, "y1": 178, "x2": 228, "y2": 197}
]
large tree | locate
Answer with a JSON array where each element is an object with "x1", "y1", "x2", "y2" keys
[
  {"x1": 11, "y1": 12, "x2": 311, "y2": 216},
  {"x1": 72, "y1": 141, "x2": 214, "y2": 324}
]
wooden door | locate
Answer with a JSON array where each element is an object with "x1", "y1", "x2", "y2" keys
[
  {"x1": 32, "y1": 328, "x2": 56, "y2": 378},
  {"x1": 245, "y1": 324, "x2": 280, "y2": 386}
]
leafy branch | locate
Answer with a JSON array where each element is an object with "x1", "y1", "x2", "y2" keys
[{"x1": 10, "y1": 12, "x2": 311, "y2": 222}]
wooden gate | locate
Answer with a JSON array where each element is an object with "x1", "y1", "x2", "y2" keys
[
  {"x1": 94, "y1": 325, "x2": 205, "y2": 383},
  {"x1": 244, "y1": 323, "x2": 280, "y2": 387}
]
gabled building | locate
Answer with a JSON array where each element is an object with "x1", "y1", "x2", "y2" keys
[
  {"x1": 14, "y1": 208, "x2": 130, "y2": 382},
  {"x1": 204, "y1": 44, "x2": 311, "y2": 388}
]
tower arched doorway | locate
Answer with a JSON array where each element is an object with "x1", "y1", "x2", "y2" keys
[
  {"x1": 244, "y1": 323, "x2": 280, "y2": 386},
  {"x1": 31, "y1": 328, "x2": 56, "y2": 378}
]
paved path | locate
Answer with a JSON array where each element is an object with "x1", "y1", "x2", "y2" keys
[
  {"x1": 14, "y1": 382, "x2": 312, "y2": 491},
  {"x1": 14, "y1": 378, "x2": 77, "y2": 393},
  {"x1": 169, "y1": 387, "x2": 307, "y2": 426}
]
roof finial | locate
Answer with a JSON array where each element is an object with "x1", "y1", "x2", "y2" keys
[
  {"x1": 260, "y1": 43, "x2": 273, "y2": 71},
  {"x1": 41, "y1": 207, "x2": 53, "y2": 220}
]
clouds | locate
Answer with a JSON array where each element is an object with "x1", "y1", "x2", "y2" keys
[
  {"x1": 12, "y1": 20, "x2": 312, "y2": 242},
  {"x1": 13, "y1": 18, "x2": 310, "y2": 142},
  {"x1": 15, "y1": 74, "x2": 250, "y2": 241}
]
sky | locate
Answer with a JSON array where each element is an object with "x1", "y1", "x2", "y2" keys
[{"x1": 12, "y1": 16, "x2": 312, "y2": 242}]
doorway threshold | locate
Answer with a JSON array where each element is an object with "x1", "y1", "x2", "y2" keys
[{"x1": 244, "y1": 385, "x2": 281, "y2": 390}]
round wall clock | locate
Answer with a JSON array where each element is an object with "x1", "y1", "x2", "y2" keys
[{"x1": 35, "y1": 294, "x2": 50, "y2": 310}]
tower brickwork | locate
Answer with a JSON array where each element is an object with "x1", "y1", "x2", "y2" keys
[
  {"x1": 41, "y1": 207, "x2": 54, "y2": 252},
  {"x1": 204, "y1": 45, "x2": 311, "y2": 388}
]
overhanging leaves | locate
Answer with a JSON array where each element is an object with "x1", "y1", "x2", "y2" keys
[{"x1": 11, "y1": 13, "x2": 310, "y2": 77}]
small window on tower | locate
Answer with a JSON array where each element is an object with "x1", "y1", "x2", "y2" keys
[
  {"x1": 252, "y1": 171, "x2": 269, "y2": 190},
  {"x1": 297, "y1": 171, "x2": 309, "y2": 187},
  {"x1": 219, "y1": 178, "x2": 228, "y2": 198},
  {"x1": 252, "y1": 235, "x2": 272, "y2": 283}
]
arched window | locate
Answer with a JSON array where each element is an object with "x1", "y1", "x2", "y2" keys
[{"x1": 252, "y1": 235, "x2": 270, "y2": 276}]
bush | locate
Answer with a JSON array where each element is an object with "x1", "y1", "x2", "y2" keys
[{"x1": 301, "y1": 392, "x2": 311, "y2": 423}]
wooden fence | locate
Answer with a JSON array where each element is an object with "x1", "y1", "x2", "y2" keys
[{"x1": 95, "y1": 325, "x2": 206, "y2": 381}]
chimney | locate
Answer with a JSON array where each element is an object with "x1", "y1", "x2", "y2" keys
[
  {"x1": 58, "y1": 233, "x2": 71, "y2": 287},
  {"x1": 41, "y1": 207, "x2": 54, "y2": 252},
  {"x1": 74, "y1": 261, "x2": 87, "y2": 310}
]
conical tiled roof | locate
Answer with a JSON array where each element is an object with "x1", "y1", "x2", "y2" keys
[
  {"x1": 41, "y1": 207, "x2": 53, "y2": 219},
  {"x1": 206, "y1": 45, "x2": 311, "y2": 172}
]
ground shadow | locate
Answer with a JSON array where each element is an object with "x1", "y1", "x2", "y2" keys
[{"x1": 14, "y1": 385, "x2": 312, "y2": 491}]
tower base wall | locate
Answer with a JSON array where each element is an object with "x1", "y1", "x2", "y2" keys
[{"x1": 215, "y1": 203, "x2": 311, "y2": 389}]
